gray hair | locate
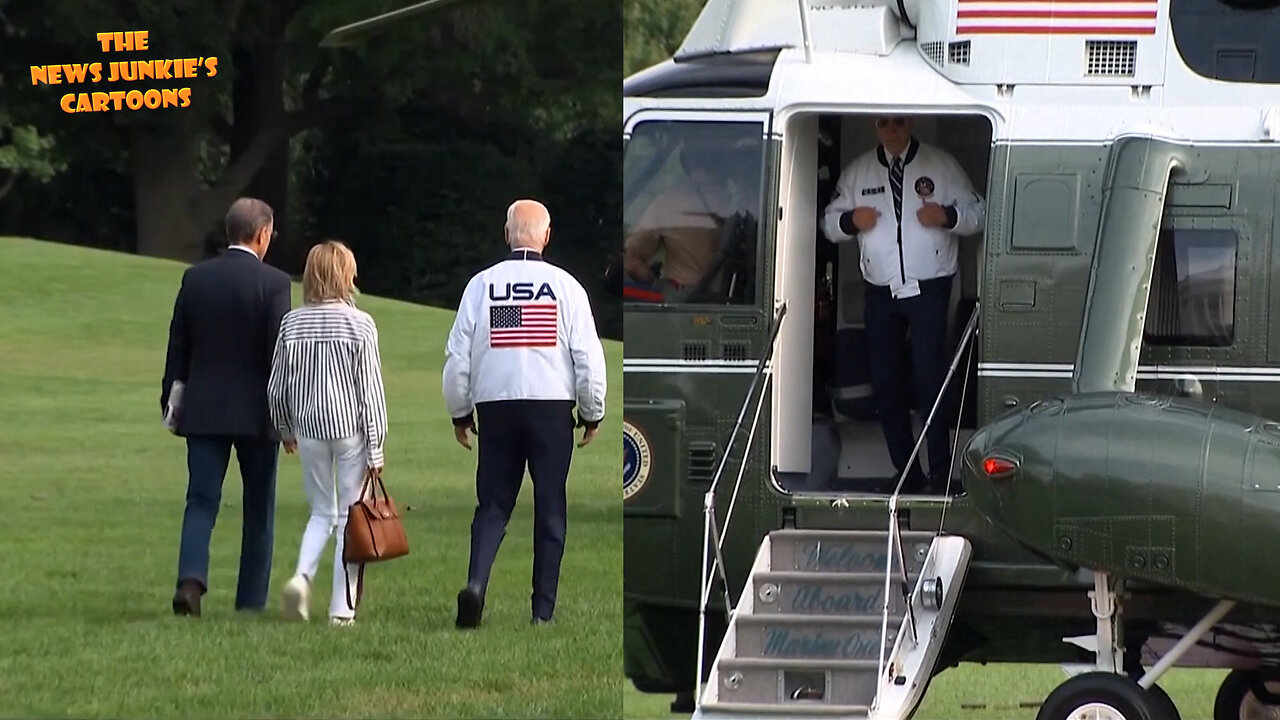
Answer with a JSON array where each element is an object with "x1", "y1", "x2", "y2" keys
[
  {"x1": 505, "y1": 199, "x2": 551, "y2": 247},
  {"x1": 225, "y1": 197, "x2": 274, "y2": 244}
]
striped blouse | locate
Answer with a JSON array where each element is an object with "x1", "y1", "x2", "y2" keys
[{"x1": 267, "y1": 300, "x2": 388, "y2": 468}]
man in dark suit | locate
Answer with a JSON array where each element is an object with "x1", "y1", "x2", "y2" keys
[{"x1": 161, "y1": 197, "x2": 293, "y2": 616}]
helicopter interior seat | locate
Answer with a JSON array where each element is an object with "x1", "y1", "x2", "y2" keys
[{"x1": 686, "y1": 211, "x2": 757, "y2": 304}]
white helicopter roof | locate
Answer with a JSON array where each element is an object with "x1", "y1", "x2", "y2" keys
[{"x1": 625, "y1": 0, "x2": 1280, "y2": 144}]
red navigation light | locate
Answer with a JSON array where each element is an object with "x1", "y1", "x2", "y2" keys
[{"x1": 983, "y1": 457, "x2": 1017, "y2": 477}]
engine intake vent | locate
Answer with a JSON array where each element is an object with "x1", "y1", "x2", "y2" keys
[
  {"x1": 948, "y1": 40, "x2": 970, "y2": 66},
  {"x1": 922, "y1": 41, "x2": 944, "y2": 67},
  {"x1": 683, "y1": 342, "x2": 708, "y2": 361},
  {"x1": 1086, "y1": 40, "x2": 1137, "y2": 77},
  {"x1": 723, "y1": 341, "x2": 749, "y2": 361},
  {"x1": 688, "y1": 442, "x2": 718, "y2": 483}
]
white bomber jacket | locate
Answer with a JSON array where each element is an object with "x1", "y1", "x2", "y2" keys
[
  {"x1": 821, "y1": 138, "x2": 985, "y2": 294},
  {"x1": 442, "y1": 248, "x2": 607, "y2": 427}
]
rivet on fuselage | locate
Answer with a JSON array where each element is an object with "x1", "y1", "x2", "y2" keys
[
  {"x1": 1059, "y1": 537, "x2": 1073, "y2": 551},
  {"x1": 1154, "y1": 554, "x2": 1169, "y2": 570}
]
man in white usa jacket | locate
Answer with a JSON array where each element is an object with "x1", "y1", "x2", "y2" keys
[
  {"x1": 821, "y1": 116, "x2": 985, "y2": 494},
  {"x1": 442, "y1": 199, "x2": 608, "y2": 629}
]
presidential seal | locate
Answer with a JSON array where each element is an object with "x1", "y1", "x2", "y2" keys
[
  {"x1": 623, "y1": 420, "x2": 652, "y2": 502},
  {"x1": 914, "y1": 176, "x2": 935, "y2": 200}
]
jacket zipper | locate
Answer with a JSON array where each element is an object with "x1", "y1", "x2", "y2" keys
[
  {"x1": 896, "y1": 222, "x2": 905, "y2": 285},
  {"x1": 892, "y1": 165, "x2": 905, "y2": 285}
]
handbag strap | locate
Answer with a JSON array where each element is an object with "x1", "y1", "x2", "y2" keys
[
  {"x1": 359, "y1": 471, "x2": 390, "y2": 504},
  {"x1": 342, "y1": 470, "x2": 384, "y2": 614},
  {"x1": 370, "y1": 475, "x2": 389, "y2": 503}
]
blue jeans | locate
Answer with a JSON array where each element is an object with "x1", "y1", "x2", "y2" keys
[{"x1": 176, "y1": 435, "x2": 279, "y2": 610}]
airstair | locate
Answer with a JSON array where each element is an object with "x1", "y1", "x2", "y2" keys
[
  {"x1": 692, "y1": 530, "x2": 971, "y2": 719},
  {"x1": 691, "y1": 303, "x2": 979, "y2": 720}
]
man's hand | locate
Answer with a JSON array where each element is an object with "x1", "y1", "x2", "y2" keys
[
  {"x1": 455, "y1": 424, "x2": 475, "y2": 450},
  {"x1": 623, "y1": 255, "x2": 655, "y2": 285},
  {"x1": 366, "y1": 464, "x2": 383, "y2": 479},
  {"x1": 917, "y1": 201, "x2": 949, "y2": 228},
  {"x1": 282, "y1": 439, "x2": 297, "y2": 454},
  {"x1": 852, "y1": 207, "x2": 880, "y2": 232},
  {"x1": 578, "y1": 425, "x2": 598, "y2": 449}
]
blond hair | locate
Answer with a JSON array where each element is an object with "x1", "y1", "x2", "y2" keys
[{"x1": 302, "y1": 240, "x2": 358, "y2": 304}]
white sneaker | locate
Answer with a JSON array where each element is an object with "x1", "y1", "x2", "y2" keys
[
  {"x1": 282, "y1": 575, "x2": 310, "y2": 621},
  {"x1": 330, "y1": 616, "x2": 355, "y2": 626}
]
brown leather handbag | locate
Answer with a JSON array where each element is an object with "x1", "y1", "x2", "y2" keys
[{"x1": 342, "y1": 470, "x2": 409, "y2": 610}]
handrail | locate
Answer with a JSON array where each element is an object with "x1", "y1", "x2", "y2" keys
[
  {"x1": 695, "y1": 301, "x2": 788, "y2": 706},
  {"x1": 876, "y1": 302, "x2": 981, "y2": 690},
  {"x1": 939, "y1": 313, "x2": 978, "y2": 530}
]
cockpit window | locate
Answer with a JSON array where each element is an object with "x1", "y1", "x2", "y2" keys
[
  {"x1": 1171, "y1": 0, "x2": 1280, "y2": 83},
  {"x1": 622, "y1": 120, "x2": 764, "y2": 306}
]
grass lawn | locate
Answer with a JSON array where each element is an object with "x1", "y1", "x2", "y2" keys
[{"x1": 0, "y1": 237, "x2": 622, "y2": 719}]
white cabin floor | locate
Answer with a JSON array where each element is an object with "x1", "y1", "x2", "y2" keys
[{"x1": 795, "y1": 412, "x2": 974, "y2": 496}]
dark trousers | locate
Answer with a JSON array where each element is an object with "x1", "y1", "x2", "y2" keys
[
  {"x1": 864, "y1": 275, "x2": 954, "y2": 492},
  {"x1": 177, "y1": 435, "x2": 279, "y2": 610},
  {"x1": 468, "y1": 399, "x2": 575, "y2": 620}
]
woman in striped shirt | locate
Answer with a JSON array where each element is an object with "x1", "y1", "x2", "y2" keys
[{"x1": 267, "y1": 240, "x2": 388, "y2": 626}]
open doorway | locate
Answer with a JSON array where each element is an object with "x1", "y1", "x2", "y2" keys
[{"x1": 771, "y1": 111, "x2": 992, "y2": 497}]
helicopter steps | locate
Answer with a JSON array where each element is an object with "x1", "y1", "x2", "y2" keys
[{"x1": 693, "y1": 529, "x2": 972, "y2": 720}]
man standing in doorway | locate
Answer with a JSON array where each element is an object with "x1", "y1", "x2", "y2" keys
[
  {"x1": 821, "y1": 116, "x2": 985, "y2": 494},
  {"x1": 443, "y1": 199, "x2": 608, "y2": 628},
  {"x1": 162, "y1": 197, "x2": 293, "y2": 615}
]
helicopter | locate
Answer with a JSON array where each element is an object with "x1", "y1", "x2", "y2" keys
[{"x1": 621, "y1": 0, "x2": 1280, "y2": 717}]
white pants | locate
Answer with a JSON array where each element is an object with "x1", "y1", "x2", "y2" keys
[{"x1": 295, "y1": 435, "x2": 367, "y2": 619}]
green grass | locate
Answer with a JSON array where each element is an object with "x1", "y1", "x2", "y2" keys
[
  {"x1": 623, "y1": 665, "x2": 1229, "y2": 719},
  {"x1": 0, "y1": 237, "x2": 622, "y2": 719}
]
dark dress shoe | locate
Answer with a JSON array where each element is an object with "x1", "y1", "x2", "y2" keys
[
  {"x1": 456, "y1": 586, "x2": 484, "y2": 629},
  {"x1": 172, "y1": 580, "x2": 202, "y2": 617},
  {"x1": 530, "y1": 616, "x2": 552, "y2": 626},
  {"x1": 927, "y1": 471, "x2": 961, "y2": 496},
  {"x1": 896, "y1": 469, "x2": 929, "y2": 495}
]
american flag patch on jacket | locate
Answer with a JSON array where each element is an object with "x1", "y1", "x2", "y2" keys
[{"x1": 490, "y1": 303, "x2": 558, "y2": 348}]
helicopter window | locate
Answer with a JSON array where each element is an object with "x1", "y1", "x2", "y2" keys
[
  {"x1": 1171, "y1": 0, "x2": 1280, "y2": 83},
  {"x1": 1144, "y1": 228, "x2": 1237, "y2": 348},
  {"x1": 622, "y1": 120, "x2": 764, "y2": 306}
]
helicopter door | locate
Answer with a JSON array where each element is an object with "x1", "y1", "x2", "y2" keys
[{"x1": 771, "y1": 111, "x2": 993, "y2": 497}]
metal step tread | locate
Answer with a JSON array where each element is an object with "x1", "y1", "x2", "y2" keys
[
  {"x1": 756, "y1": 570, "x2": 920, "y2": 582},
  {"x1": 736, "y1": 614, "x2": 899, "y2": 626},
  {"x1": 717, "y1": 657, "x2": 880, "y2": 670},
  {"x1": 697, "y1": 701, "x2": 870, "y2": 717},
  {"x1": 769, "y1": 529, "x2": 937, "y2": 542}
]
